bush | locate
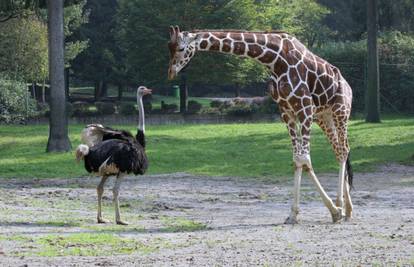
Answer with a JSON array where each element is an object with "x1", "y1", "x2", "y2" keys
[
  {"x1": 199, "y1": 107, "x2": 222, "y2": 115},
  {"x1": 0, "y1": 76, "x2": 38, "y2": 123},
  {"x1": 187, "y1": 100, "x2": 202, "y2": 114},
  {"x1": 143, "y1": 101, "x2": 152, "y2": 114},
  {"x1": 119, "y1": 102, "x2": 136, "y2": 115},
  {"x1": 258, "y1": 96, "x2": 278, "y2": 114},
  {"x1": 72, "y1": 101, "x2": 94, "y2": 117},
  {"x1": 226, "y1": 103, "x2": 257, "y2": 116},
  {"x1": 210, "y1": 100, "x2": 222, "y2": 108},
  {"x1": 95, "y1": 101, "x2": 116, "y2": 115},
  {"x1": 161, "y1": 101, "x2": 178, "y2": 113}
]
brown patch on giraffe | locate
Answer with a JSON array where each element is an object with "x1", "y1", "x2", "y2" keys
[
  {"x1": 303, "y1": 54, "x2": 317, "y2": 72},
  {"x1": 282, "y1": 40, "x2": 297, "y2": 65},
  {"x1": 230, "y1": 33, "x2": 242, "y2": 41},
  {"x1": 256, "y1": 34, "x2": 266, "y2": 45},
  {"x1": 292, "y1": 39, "x2": 306, "y2": 54},
  {"x1": 233, "y1": 42, "x2": 246, "y2": 55},
  {"x1": 313, "y1": 80, "x2": 325, "y2": 95},
  {"x1": 312, "y1": 95, "x2": 320, "y2": 107},
  {"x1": 273, "y1": 57, "x2": 288, "y2": 76},
  {"x1": 289, "y1": 95, "x2": 302, "y2": 111},
  {"x1": 199, "y1": 40, "x2": 208, "y2": 49},
  {"x1": 297, "y1": 62, "x2": 307, "y2": 81},
  {"x1": 267, "y1": 35, "x2": 281, "y2": 51},
  {"x1": 319, "y1": 93, "x2": 328, "y2": 106},
  {"x1": 288, "y1": 68, "x2": 301, "y2": 88},
  {"x1": 302, "y1": 97, "x2": 311, "y2": 107},
  {"x1": 243, "y1": 33, "x2": 255, "y2": 43},
  {"x1": 258, "y1": 51, "x2": 277, "y2": 64},
  {"x1": 213, "y1": 32, "x2": 227, "y2": 39},
  {"x1": 222, "y1": 39, "x2": 232, "y2": 53},
  {"x1": 277, "y1": 81, "x2": 292, "y2": 99},
  {"x1": 247, "y1": 44, "x2": 263, "y2": 58},
  {"x1": 209, "y1": 36, "x2": 220, "y2": 51},
  {"x1": 307, "y1": 71, "x2": 317, "y2": 91}
]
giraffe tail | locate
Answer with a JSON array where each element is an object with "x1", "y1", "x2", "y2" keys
[{"x1": 346, "y1": 151, "x2": 354, "y2": 190}]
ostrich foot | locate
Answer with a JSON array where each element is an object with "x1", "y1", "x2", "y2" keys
[
  {"x1": 116, "y1": 220, "x2": 129, "y2": 225},
  {"x1": 97, "y1": 217, "x2": 110, "y2": 224},
  {"x1": 284, "y1": 216, "x2": 299, "y2": 225},
  {"x1": 331, "y1": 208, "x2": 343, "y2": 223}
]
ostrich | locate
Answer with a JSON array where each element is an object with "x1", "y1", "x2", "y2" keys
[{"x1": 75, "y1": 86, "x2": 152, "y2": 225}]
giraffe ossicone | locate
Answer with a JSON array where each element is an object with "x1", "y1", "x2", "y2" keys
[{"x1": 168, "y1": 26, "x2": 353, "y2": 224}]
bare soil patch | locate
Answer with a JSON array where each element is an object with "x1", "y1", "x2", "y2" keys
[{"x1": 0, "y1": 164, "x2": 413, "y2": 266}]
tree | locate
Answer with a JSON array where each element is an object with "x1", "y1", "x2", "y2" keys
[
  {"x1": 366, "y1": 0, "x2": 381, "y2": 122},
  {"x1": 46, "y1": 0, "x2": 71, "y2": 151}
]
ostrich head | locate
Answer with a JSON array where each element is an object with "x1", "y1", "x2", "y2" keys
[
  {"x1": 137, "y1": 86, "x2": 152, "y2": 97},
  {"x1": 168, "y1": 25, "x2": 199, "y2": 80}
]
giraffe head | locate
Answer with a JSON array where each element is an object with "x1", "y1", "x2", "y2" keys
[{"x1": 168, "y1": 25, "x2": 199, "y2": 80}]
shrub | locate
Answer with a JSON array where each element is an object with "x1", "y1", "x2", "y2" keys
[
  {"x1": 95, "y1": 101, "x2": 116, "y2": 115},
  {"x1": 0, "y1": 76, "x2": 38, "y2": 123},
  {"x1": 199, "y1": 107, "x2": 222, "y2": 115},
  {"x1": 226, "y1": 103, "x2": 257, "y2": 116},
  {"x1": 210, "y1": 100, "x2": 222, "y2": 108},
  {"x1": 187, "y1": 100, "x2": 202, "y2": 114},
  {"x1": 72, "y1": 101, "x2": 94, "y2": 117},
  {"x1": 143, "y1": 101, "x2": 152, "y2": 114},
  {"x1": 119, "y1": 102, "x2": 136, "y2": 115},
  {"x1": 258, "y1": 96, "x2": 278, "y2": 114},
  {"x1": 161, "y1": 101, "x2": 178, "y2": 113}
]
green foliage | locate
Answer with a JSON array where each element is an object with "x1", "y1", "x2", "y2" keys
[
  {"x1": 119, "y1": 102, "x2": 136, "y2": 115},
  {"x1": 0, "y1": 16, "x2": 48, "y2": 82},
  {"x1": 317, "y1": 31, "x2": 414, "y2": 113},
  {"x1": 160, "y1": 101, "x2": 178, "y2": 113},
  {"x1": 0, "y1": 75, "x2": 37, "y2": 123},
  {"x1": 95, "y1": 101, "x2": 115, "y2": 115},
  {"x1": 72, "y1": 101, "x2": 94, "y2": 117},
  {"x1": 187, "y1": 100, "x2": 202, "y2": 114},
  {"x1": 226, "y1": 103, "x2": 257, "y2": 116}
]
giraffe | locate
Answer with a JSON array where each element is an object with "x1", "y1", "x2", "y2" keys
[{"x1": 168, "y1": 26, "x2": 353, "y2": 224}]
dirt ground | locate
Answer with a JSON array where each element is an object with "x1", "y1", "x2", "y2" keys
[{"x1": 0, "y1": 164, "x2": 413, "y2": 266}]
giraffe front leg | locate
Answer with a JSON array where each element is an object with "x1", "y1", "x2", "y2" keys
[
  {"x1": 335, "y1": 161, "x2": 346, "y2": 219},
  {"x1": 97, "y1": 175, "x2": 110, "y2": 223},
  {"x1": 113, "y1": 174, "x2": 128, "y2": 225},
  {"x1": 285, "y1": 165, "x2": 302, "y2": 224}
]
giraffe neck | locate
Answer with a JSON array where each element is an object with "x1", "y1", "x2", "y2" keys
[{"x1": 195, "y1": 31, "x2": 292, "y2": 75}]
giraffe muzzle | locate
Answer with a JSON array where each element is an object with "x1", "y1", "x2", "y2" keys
[{"x1": 168, "y1": 66, "x2": 177, "y2": 80}]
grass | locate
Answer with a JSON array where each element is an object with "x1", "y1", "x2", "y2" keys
[{"x1": 0, "y1": 117, "x2": 413, "y2": 179}]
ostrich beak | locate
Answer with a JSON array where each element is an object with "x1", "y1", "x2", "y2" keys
[{"x1": 143, "y1": 88, "x2": 152, "y2": 95}]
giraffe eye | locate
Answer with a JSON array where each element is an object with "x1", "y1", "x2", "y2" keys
[{"x1": 179, "y1": 48, "x2": 185, "y2": 52}]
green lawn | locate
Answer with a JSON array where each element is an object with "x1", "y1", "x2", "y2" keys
[{"x1": 0, "y1": 117, "x2": 413, "y2": 179}]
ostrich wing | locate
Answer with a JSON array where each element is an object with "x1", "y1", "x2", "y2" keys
[{"x1": 81, "y1": 124, "x2": 134, "y2": 146}]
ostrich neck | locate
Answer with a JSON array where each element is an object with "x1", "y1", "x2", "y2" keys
[
  {"x1": 137, "y1": 95, "x2": 145, "y2": 133},
  {"x1": 195, "y1": 31, "x2": 297, "y2": 76}
]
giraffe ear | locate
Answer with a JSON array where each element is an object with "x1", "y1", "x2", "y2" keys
[{"x1": 169, "y1": 25, "x2": 177, "y2": 43}]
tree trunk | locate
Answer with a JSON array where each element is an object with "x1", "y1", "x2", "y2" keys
[
  {"x1": 366, "y1": 0, "x2": 381, "y2": 122},
  {"x1": 117, "y1": 84, "x2": 123, "y2": 101},
  {"x1": 234, "y1": 84, "x2": 241, "y2": 97},
  {"x1": 64, "y1": 67, "x2": 70, "y2": 98},
  {"x1": 179, "y1": 71, "x2": 188, "y2": 113},
  {"x1": 42, "y1": 80, "x2": 46, "y2": 103},
  {"x1": 46, "y1": 0, "x2": 71, "y2": 152}
]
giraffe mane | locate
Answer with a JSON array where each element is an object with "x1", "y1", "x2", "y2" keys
[{"x1": 190, "y1": 29, "x2": 288, "y2": 34}]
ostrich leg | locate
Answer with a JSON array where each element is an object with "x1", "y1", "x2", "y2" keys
[
  {"x1": 97, "y1": 175, "x2": 109, "y2": 223},
  {"x1": 113, "y1": 174, "x2": 128, "y2": 225}
]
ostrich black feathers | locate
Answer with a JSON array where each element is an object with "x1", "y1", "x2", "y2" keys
[{"x1": 83, "y1": 139, "x2": 148, "y2": 175}]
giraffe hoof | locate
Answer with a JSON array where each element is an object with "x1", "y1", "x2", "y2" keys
[
  {"x1": 97, "y1": 218, "x2": 110, "y2": 224},
  {"x1": 284, "y1": 216, "x2": 299, "y2": 225},
  {"x1": 116, "y1": 220, "x2": 129, "y2": 225},
  {"x1": 331, "y1": 208, "x2": 343, "y2": 223}
]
